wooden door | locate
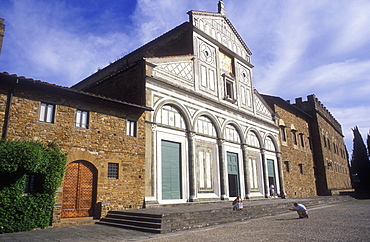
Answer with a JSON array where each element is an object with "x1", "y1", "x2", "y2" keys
[{"x1": 61, "y1": 161, "x2": 96, "y2": 218}]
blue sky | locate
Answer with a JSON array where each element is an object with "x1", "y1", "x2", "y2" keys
[{"x1": 1, "y1": 0, "x2": 369, "y2": 153}]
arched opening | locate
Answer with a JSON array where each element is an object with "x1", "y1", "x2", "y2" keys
[
  {"x1": 265, "y1": 136, "x2": 279, "y2": 197},
  {"x1": 195, "y1": 115, "x2": 218, "y2": 194},
  {"x1": 225, "y1": 124, "x2": 242, "y2": 197},
  {"x1": 156, "y1": 104, "x2": 187, "y2": 200},
  {"x1": 247, "y1": 130, "x2": 264, "y2": 196},
  {"x1": 61, "y1": 160, "x2": 97, "y2": 218}
]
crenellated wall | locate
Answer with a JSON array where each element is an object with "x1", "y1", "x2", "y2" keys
[{"x1": 294, "y1": 95, "x2": 343, "y2": 135}]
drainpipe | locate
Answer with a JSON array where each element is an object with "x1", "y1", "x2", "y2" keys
[{"x1": 2, "y1": 86, "x2": 14, "y2": 140}]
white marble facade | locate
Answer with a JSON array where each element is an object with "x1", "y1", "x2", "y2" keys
[{"x1": 144, "y1": 5, "x2": 281, "y2": 204}]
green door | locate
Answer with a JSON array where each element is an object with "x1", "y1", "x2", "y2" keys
[
  {"x1": 267, "y1": 159, "x2": 276, "y2": 190},
  {"x1": 227, "y1": 152, "x2": 240, "y2": 197},
  {"x1": 162, "y1": 140, "x2": 182, "y2": 199}
]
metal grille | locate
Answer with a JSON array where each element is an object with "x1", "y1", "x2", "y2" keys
[{"x1": 108, "y1": 163, "x2": 118, "y2": 179}]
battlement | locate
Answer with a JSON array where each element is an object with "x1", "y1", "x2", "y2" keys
[{"x1": 292, "y1": 94, "x2": 343, "y2": 135}]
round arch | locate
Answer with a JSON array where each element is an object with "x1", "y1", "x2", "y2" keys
[
  {"x1": 192, "y1": 111, "x2": 222, "y2": 138},
  {"x1": 245, "y1": 128, "x2": 263, "y2": 148},
  {"x1": 221, "y1": 120, "x2": 245, "y2": 144},
  {"x1": 153, "y1": 100, "x2": 192, "y2": 131},
  {"x1": 264, "y1": 134, "x2": 280, "y2": 153},
  {"x1": 67, "y1": 150, "x2": 99, "y2": 171},
  {"x1": 62, "y1": 160, "x2": 98, "y2": 218}
]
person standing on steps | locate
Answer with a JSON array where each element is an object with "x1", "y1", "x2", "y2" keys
[
  {"x1": 289, "y1": 202, "x2": 309, "y2": 218},
  {"x1": 269, "y1": 184, "x2": 275, "y2": 197}
]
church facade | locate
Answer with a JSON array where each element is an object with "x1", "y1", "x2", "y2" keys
[{"x1": 74, "y1": 2, "x2": 283, "y2": 204}]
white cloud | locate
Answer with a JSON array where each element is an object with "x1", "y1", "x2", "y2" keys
[
  {"x1": 132, "y1": 0, "x2": 190, "y2": 44},
  {"x1": 1, "y1": 0, "x2": 137, "y2": 85},
  {"x1": 328, "y1": 1, "x2": 370, "y2": 56}
]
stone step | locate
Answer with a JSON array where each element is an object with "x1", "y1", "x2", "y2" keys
[
  {"x1": 96, "y1": 195, "x2": 354, "y2": 233},
  {"x1": 60, "y1": 217, "x2": 98, "y2": 227}
]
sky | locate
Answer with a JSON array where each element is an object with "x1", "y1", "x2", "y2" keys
[{"x1": 1, "y1": 0, "x2": 369, "y2": 154}]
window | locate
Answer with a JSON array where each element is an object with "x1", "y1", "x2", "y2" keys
[
  {"x1": 24, "y1": 174, "x2": 36, "y2": 193},
  {"x1": 284, "y1": 161, "x2": 290, "y2": 172},
  {"x1": 299, "y1": 133, "x2": 305, "y2": 147},
  {"x1": 292, "y1": 131, "x2": 298, "y2": 145},
  {"x1": 280, "y1": 126, "x2": 287, "y2": 142},
  {"x1": 298, "y1": 164, "x2": 303, "y2": 174},
  {"x1": 39, "y1": 102, "x2": 55, "y2": 123},
  {"x1": 222, "y1": 73, "x2": 236, "y2": 103},
  {"x1": 76, "y1": 110, "x2": 89, "y2": 128},
  {"x1": 126, "y1": 120, "x2": 136, "y2": 137},
  {"x1": 108, "y1": 163, "x2": 119, "y2": 179},
  {"x1": 225, "y1": 80, "x2": 234, "y2": 99}
]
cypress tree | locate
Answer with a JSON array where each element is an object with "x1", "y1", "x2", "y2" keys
[
  {"x1": 351, "y1": 126, "x2": 370, "y2": 190},
  {"x1": 367, "y1": 132, "x2": 370, "y2": 158}
]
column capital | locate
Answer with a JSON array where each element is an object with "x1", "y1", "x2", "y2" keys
[
  {"x1": 186, "y1": 131, "x2": 196, "y2": 139},
  {"x1": 217, "y1": 138, "x2": 225, "y2": 146}
]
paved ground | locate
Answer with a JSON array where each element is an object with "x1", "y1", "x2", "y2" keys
[{"x1": 1, "y1": 199, "x2": 369, "y2": 241}]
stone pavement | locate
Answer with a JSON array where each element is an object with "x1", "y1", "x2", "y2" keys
[{"x1": 1, "y1": 197, "x2": 368, "y2": 241}]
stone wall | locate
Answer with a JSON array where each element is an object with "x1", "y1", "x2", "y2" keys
[
  {"x1": 293, "y1": 95, "x2": 352, "y2": 195},
  {"x1": 315, "y1": 113, "x2": 352, "y2": 194},
  {"x1": 0, "y1": 82, "x2": 147, "y2": 224},
  {"x1": 274, "y1": 105, "x2": 317, "y2": 198}
]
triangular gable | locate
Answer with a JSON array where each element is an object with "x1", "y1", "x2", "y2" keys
[
  {"x1": 188, "y1": 10, "x2": 252, "y2": 58},
  {"x1": 254, "y1": 90, "x2": 274, "y2": 120}
]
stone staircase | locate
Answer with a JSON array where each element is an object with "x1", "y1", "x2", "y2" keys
[{"x1": 96, "y1": 195, "x2": 354, "y2": 234}]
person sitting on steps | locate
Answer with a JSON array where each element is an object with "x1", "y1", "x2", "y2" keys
[{"x1": 232, "y1": 195, "x2": 243, "y2": 210}]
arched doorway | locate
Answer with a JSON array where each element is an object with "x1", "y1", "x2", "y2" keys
[
  {"x1": 155, "y1": 104, "x2": 188, "y2": 202},
  {"x1": 227, "y1": 151, "x2": 240, "y2": 197},
  {"x1": 61, "y1": 160, "x2": 97, "y2": 218},
  {"x1": 224, "y1": 124, "x2": 242, "y2": 198}
]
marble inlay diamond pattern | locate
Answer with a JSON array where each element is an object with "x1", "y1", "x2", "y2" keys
[
  {"x1": 159, "y1": 62, "x2": 193, "y2": 81},
  {"x1": 255, "y1": 95, "x2": 271, "y2": 118}
]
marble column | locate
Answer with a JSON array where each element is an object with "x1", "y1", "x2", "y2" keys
[
  {"x1": 260, "y1": 149, "x2": 269, "y2": 198},
  {"x1": 241, "y1": 144, "x2": 250, "y2": 199},
  {"x1": 217, "y1": 138, "x2": 227, "y2": 200},
  {"x1": 276, "y1": 152, "x2": 285, "y2": 196},
  {"x1": 187, "y1": 131, "x2": 197, "y2": 202}
]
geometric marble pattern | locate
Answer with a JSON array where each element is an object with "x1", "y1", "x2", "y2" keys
[
  {"x1": 255, "y1": 95, "x2": 271, "y2": 118},
  {"x1": 158, "y1": 62, "x2": 193, "y2": 81}
]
